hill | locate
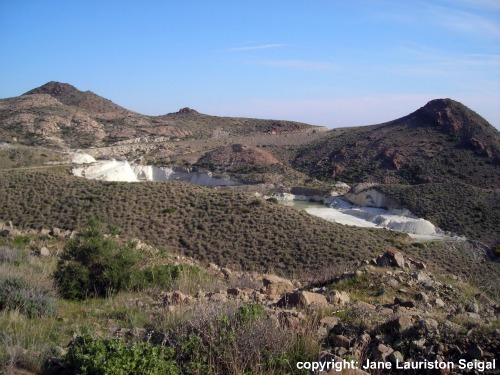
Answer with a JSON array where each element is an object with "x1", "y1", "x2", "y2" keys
[
  {"x1": 293, "y1": 99, "x2": 499, "y2": 189},
  {"x1": 0, "y1": 82, "x2": 326, "y2": 149},
  {"x1": 0, "y1": 168, "x2": 405, "y2": 275}
]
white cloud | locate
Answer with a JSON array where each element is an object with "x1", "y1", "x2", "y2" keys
[
  {"x1": 255, "y1": 59, "x2": 336, "y2": 70},
  {"x1": 228, "y1": 44, "x2": 289, "y2": 51}
]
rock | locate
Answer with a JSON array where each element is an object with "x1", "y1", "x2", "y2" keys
[
  {"x1": 467, "y1": 344, "x2": 483, "y2": 360},
  {"x1": 371, "y1": 344, "x2": 394, "y2": 362},
  {"x1": 319, "y1": 316, "x2": 340, "y2": 330},
  {"x1": 353, "y1": 301, "x2": 376, "y2": 311},
  {"x1": 418, "y1": 318, "x2": 439, "y2": 335},
  {"x1": 262, "y1": 274, "x2": 294, "y2": 297},
  {"x1": 226, "y1": 288, "x2": 241, "y2": 297},
  {"x1": 50, "y1": 227, "x2": 61, "y2": 237},
  {"x1": 329, "y1": 335, "x2": 351, "y2": 349},
  {"x1": 39, "y1": 246, "x2": 50, "y2": 257},
  {"x1": 386, "y1": 247, "x2": 405, "y2": 268},
  {"x1": 411, "y1": 338, "x2": 426, "y2": 351},
  {"x1": 388, "y1": 351, "x2": 404, "y2": 365},
  {"x1": 435, "y1": 298, "x2": 445, "y2": 308},
  {"x1": 465, "y1": 301, "x2": 479, "y2": 313},
  {"x1": 355, "y1": 333, "x2": 371, "y2": 347},
  {"x1": 209, "y1": 292, "x2": 227, "y2": 303},
  {"x1": 221, "y1": 267, "x2": 232, "y2": 278},
  {"x1": 299, "y1": 291, "x2": 329, "y2": 308},
  {"x1": 394, "y1": 297, "x2": 415, "y2": 308},
  {"x1": 277, "y1": 292, "x2": 300, "y2": 307},
  {"x1": 415, "y1": 292, "x2": 429, "y2": 303},
  {"x1": 329, "y1": 290, "x2": 350, "y2": 305},
  {"x1": 414, "y1": 271, "x2": 431, "y2": 283},
  {"x1": 387, "y1": 315, "x2": 413, "y2": 332},
  {"x1": 40, "y1": 228, "x2": 50, "y2": 236},
  {"x1": 443, "y1": 320, "x2": 462, "y2": 332},
  {"x1": 209, "y1": 263, "x2": 220, "y2": 271}
]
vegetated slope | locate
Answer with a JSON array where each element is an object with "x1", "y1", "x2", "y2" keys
[
  {"x1": 0, "y1": 81, "x2": 326, "y2": 149},
  {"x1": 377, "y1": 183, "x2": 500, "y2": 248},
  {"x1": 0, "y1": 169, "x2": 404, "y2": 275},
  {"x1": 293, "y1": 99, "x2": 499, "y2": 189},
  {"x1": 0, "y1": 144, "x2": 63, "y2": 169}
]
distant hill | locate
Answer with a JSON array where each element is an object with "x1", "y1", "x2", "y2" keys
[
  {"x1": 0, "y1": 82, "x2": 326, "y2": 149},
  {"x1": 293, "y1": 99, "x2": 499, "y2": 189}
]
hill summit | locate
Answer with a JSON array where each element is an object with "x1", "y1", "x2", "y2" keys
[
  {"x1": 293, "y1": 98, "x2": 499, "y2": 188},
  {"x1": 23, "y1": 81, "x2": 129, "y2": 115}
]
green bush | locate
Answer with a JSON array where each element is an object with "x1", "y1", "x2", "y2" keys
[
  {"x1": 64, "y1": 335, "x2": 178, "y2": 375},
  {"x1": 54, "y1": 218, "x2": 139, "y2": 300},
  {"x1": 128, "y1": 264, "x2": 182, "y2": 291},
  {"x1": 0, "y1": 276, "x2": 57, "y2": 318}
]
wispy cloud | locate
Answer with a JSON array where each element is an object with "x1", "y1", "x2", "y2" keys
[
  {"x1": 228, "y1": 44, "x2": 289, "y2": 51},
  {"x1": 256, "y1": 59, "x2": 336, "y2": 70},
  {"x1": 450, "y1": 0, "x2": 500, "y2": 11},
  {"x1": 430, "y1": 6, "x2": 500, "y2": 37}
]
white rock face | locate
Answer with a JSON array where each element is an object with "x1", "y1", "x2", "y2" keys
[
  {"x1": 73, "y1": 160, "x2": 240, "y2": 186},
  {"x1": 285, "y1": 197, "x2": 444, "y2": 238},
  {"x1": 71, "y1": 153, "x2": 96, "y2": 164},
  {"x1": 73, "y1": 160, "x2": 138, "y2": 182}
]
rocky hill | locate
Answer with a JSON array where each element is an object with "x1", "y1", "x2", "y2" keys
[
  {"x1": 293, "y1": 99, "x2": 499, "y2": 189},
  {"x1": 0, "y1": 82, "x2": 326, "y2": 149}
]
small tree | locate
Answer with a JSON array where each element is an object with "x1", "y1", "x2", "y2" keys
[{"x1": 54, "y1": 218, "x2": 138, "y2": 300}]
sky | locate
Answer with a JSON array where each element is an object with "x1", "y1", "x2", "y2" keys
[{"x1": 1, "y1": 0, "x2": 499, "y2": 129}]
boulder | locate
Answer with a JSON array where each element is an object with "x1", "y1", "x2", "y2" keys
[
  {"x1": 329, "y1": 290, "x2": 350, "y2": 305},
  {"x1": 262, "y1": 274, "x2": 294, "y2": 297},
  {"x1": 418, "y1": 318, "x2": 439, "y2": 335},
  {"x1": 435, "y1": 298, "x2": 445, "y2": 308},
  {"x1": 465, "y1": 301, "x2": 479, "y2": 313},
  {"x1": 388, "y1": 351, "x2": 404, "y2": 365},
  {"x1": 320, "y1": 316, "x2": 340, "y2": 330},
  {"x1": 329, "y1": 334, "x2": 351, "y2": 349},
  {"x1": 387, "y1": 315, "x2": 414, "y2": 332},
  {"x1": 371, "y1": 344, "x2": 394, "y2": 362},
  {"x1": 221, "y1": 267, "x2": 232, "y2": 278},
  {"x1": 39, "y1": 246, "x2": 50, "y2": 257},
  {"x1": 394, "y1": 297, "x2": 415, "y2": 308},
  {"x1": 299, "y1": 291, "x2": 329, "y2": 307},
  {"x1": 415, "y1": 292, "x2": 429, "y2": 303}
]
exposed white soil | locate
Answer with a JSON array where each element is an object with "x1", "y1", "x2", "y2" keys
[
  {"x1": 282, "y1": 198, "x2": 464, "y2": 241},
  {"x1": 70, "y1": 152, "x2": 96, "y2": 164},
  {"x1": 72, "y1": 159, "x2": 240, "y2": 186}
]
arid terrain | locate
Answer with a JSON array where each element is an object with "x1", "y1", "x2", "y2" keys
[{"x1": 0, "y1": 82, "x2": 498, "y2": 374}]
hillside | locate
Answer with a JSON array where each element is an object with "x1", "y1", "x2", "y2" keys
[
  {"x1": 377, "y1": 183, "x2": 500, "y2": 249},
  {"x1": 293, "y1": 99, "x2": 499, "y2": 189},
  {"x1": 0, "y1": 82, "x2": 326, "y2": 149},
  {"x1": 0, "y1": 168, "x2": 405, "y2": 275}
]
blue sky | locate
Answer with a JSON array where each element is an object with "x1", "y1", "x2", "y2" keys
[{"x1": 1, "y1": 0, "x2": 499, "y2": 128}]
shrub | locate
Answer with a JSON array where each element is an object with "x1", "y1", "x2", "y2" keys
[
  {"x1": 0, "y1": 276, "x2": 57, "y2": 318},
  {"x1": 64, "y1": 335, "x2": 178, "y2": 375},
  {"x1": 0, "y1": 247, "x2": 26, "y2": 265},
  {"x1": 129, "y1": 264, "x2": 182, "y2": 291},
  {"x1": 54, "y1": 218, "x2": 139, "y2": 300},
  {"x1": 12, "y1": 236, "x2": 30, "y2": 250}
]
